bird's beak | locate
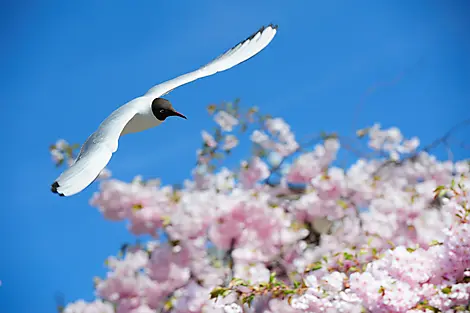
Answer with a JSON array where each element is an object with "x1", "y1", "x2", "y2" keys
[{"x1": 171, "y1": 110, "x2": 187, "y2": 119}]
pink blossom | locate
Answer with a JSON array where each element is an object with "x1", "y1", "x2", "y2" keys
[
  {"x1": 55, "y1": 139, "x2": 69, "y2": 150},
  {"x1": 54, "y1": 114, "x2": 470, "y2": 313},
  {"x1": 214, "y1": 111, "x2": 238, "y2": 131},
  {"x1": 202, "y1": 130, "x2": 217, "y2": 148},
  {"x1": 239, "y1": 157, "x2": 270, "y2": 188},
  {"x1": 223, "y1": 303, "x2": 242, "y2": 313},
  {"x1": 250, "y1": 118, "x2": 299, "y2": 156},
  {"x1": 222, "y1": 135, "x2": 239, "y2": 150},
  {"x1": 50, "y1": 148, "x2": 64, "y2": 163},
  {"x1": 63, "y1": 300, "x2": 114, "y2": 313}
]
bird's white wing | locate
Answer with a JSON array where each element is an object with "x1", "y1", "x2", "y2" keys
[
  {"x1": 51, "y1": 104, "x2": 140, "y2": 197},
  {"x1": 145, "y1": 24, "x2": 278, "y2": 97}
]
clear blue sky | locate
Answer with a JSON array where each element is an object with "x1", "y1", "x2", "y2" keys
[{"x1": 1, "y1": 1, "x2": 469, "y2": 312}]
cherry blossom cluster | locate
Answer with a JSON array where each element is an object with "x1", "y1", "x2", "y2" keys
[
  {"x1": 52, "y1": 102, "x2": 470, "y2": 313},
  {"x1": 289, "y1": 182, "x2": 470, "y2": 313},
  {"x1": 50, "y1": 139, "x2": 75, "y2": 166}
]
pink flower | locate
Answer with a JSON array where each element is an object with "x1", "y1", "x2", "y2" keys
[
  {"x1": 239, "y1": 157, "x2": 270, "y2": 188},
  {"x1": 222, "y1": 135, "x2": 239, "y2": 150},
  {"x1": 55, "y1": 139, "x2": 69, "y2": 150},
  {"x1": 63, "y1": 300, "x2": 114, "y2": 313},
  {"x1": 233, "y1": 263, "x2": 270, "y2": 284},
  {"x1": 214, "y1": 111, "x2": 238, "y2": 131},
  {"x1": 51, "y1": 116, "x2": 470, "y2": 313},
  {"x1": 223, "y1": 303, "x2": 242, "y2": 313},
  {"x1": 201, "y1": 130, "x2": 217, "y2": 148},
  {"x1": 250, "y1": 130, "x2": 271, "y2": 147},
  {"x1": 50, "y1": 148, "x2": 64, "y2": 163}
]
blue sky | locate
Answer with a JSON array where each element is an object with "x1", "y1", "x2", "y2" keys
[{"x1": 1, "y1": 1, "x2": 469, "y2": 312}]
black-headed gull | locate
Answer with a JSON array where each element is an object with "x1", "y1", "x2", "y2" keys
[{"x1": 51, "y1": 24, "x2": 278, "y2": 197}]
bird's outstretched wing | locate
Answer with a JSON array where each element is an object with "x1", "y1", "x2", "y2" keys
[
  {"x1": 51, "y1": 104, "x2": 139, "y2": 197},
  {"x1": 145, "y1": 24, "x2": 278, "y2": 97}
]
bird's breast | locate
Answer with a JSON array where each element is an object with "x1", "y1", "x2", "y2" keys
[{"x1": 120, "y1": 113, "x2": 162, "y2": 136}]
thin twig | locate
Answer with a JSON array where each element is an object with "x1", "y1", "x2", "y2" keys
[
  {"x1": 350, "y1": 56, "x2": 426, "y2": 133},
  {"x1": 372, "y1": 118, "x2": 470, "y2": 177}
]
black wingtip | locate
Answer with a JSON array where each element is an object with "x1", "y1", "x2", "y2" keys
[
  {"x1": 268, "y1": 23, "x2": 279, "y2": 30},
  {"x1": 248, "y1": 24, "x2": 278, "y2": 41},
  {"x1": 51, "y1": 181, "x2": 65, "y2": 197}
]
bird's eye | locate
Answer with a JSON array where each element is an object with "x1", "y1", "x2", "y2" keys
[{"x1": 160, "y1": 109, "x2": 165, "y2": 114}]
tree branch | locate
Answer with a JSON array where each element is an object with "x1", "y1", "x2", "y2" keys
[{"x1": 373, "y1": 118, "x2": 470, "y2": 177}]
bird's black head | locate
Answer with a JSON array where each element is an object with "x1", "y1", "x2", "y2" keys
[{"x1": 151, "y1": 98, "x2": 187, "y2": 121}]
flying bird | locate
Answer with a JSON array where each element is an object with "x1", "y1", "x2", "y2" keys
[{"x1": 51, "y1": 24, "x2": 278, "y2": 197}]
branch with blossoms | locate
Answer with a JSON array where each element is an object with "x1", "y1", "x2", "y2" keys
[
  {"x1": 211, "y1": 181, "x2": 470, "y2": 313},
  {"x1": 370, "y1": 118, "x2": 470, "y2": 178},
  {"x1": 50, "y1": 99, "x2": 470, "y2": 313}
]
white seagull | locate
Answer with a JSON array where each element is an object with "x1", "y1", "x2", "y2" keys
[{"x1": 51, "y1": 24, "x2": 278, "y2": 197}]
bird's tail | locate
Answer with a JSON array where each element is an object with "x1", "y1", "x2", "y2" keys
[{"x1": 51, "y1": 147, "x2": 112, "y2": 197}]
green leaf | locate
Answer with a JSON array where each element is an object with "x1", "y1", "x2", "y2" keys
[
  {"x1": 229, "y1": 278, "x2": 245, "y2": 287},
  {"x1": 308, "y1": 262, "x2": 322, "y2": 271},
  {"x1": 269, "y1": 272, "x2": 276, "y2": 283},
  {"x1": 438, "y1": 189, "x2": 448, "y2": 198},
  {"x1": 241, "y1": 294, "x2": 255, "y2": 307},
  {"x1": 343, "y1": 252, "x2": 354, "y2": 260},
  {"x1": 209, "y1": 287, "x2": 230, "y2": 299},
  {"x1": 441, "y1": 286, "x2": 451, "y2": 294}
]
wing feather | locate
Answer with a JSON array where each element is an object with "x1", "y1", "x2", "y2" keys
[
  {"x1": 51, "y1": 104, "x2": 139, "y2": 197},
  {"x1": 145, "y1": 24, "x2": 278, "y2": 97}
]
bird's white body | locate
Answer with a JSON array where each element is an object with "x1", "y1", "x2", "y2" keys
[
  {"x1": 120, "y1": 97, "x2": 163, "y2": 136},
  {"x1": 52, "y1": 25, "x2": 278, "y2": 197}
]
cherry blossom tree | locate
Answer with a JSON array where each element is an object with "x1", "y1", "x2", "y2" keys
[{"x1": 50, "y1": 100, "x2": 470, "y2": 313}]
